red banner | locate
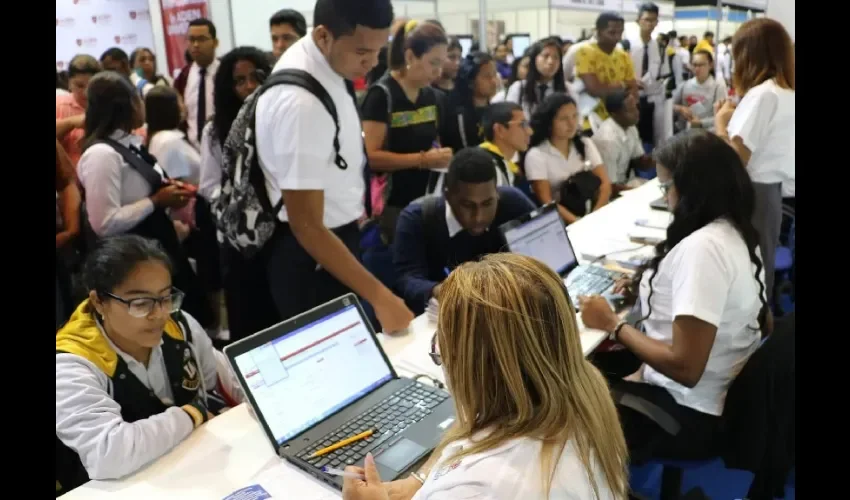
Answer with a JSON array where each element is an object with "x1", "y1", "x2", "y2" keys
[{"x1": 159, "y1": 0, "x2": 209, "y2": 77}]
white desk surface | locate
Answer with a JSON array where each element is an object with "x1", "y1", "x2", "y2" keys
[{"x1": 63, "y1": 180, "x2": 669, "y2": 500}]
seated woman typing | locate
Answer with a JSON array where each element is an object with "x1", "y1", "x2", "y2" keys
[
  {"x1": 524, "y1": 93, "x2": 611, "y2": 224},
  {"x1": 579, "y1": 130, "x2": 769, "y2": 464},
  {"x1": 56, "y1": 235, "x2": 243, "y2": 494},
  {"x1": 343, "y1": 253, "x2": 628, "y2": 500}
]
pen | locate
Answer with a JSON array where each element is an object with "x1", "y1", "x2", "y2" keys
[
  {"x1": 322, "y1": 467, "x2": 365, "y2": 481},
  {"x1": 311, "y1": 429, "x2": 374, "y2": 458},
  {"x1": 443, "y1": 267, "x2": 451, "y2": 277}
]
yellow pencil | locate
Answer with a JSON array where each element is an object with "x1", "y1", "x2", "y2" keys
[{"x1": 311, "y1": 429, "x2": 374, "y2": 458}]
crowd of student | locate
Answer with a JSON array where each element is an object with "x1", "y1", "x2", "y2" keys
[{"x1": 55, "y1": 0, "x2": 795, "y2": 498}]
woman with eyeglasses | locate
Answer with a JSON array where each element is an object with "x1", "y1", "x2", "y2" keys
[
  {"x1": 342, "y1": 253, "x2": 628, "y2": 500},
  {"x1": 56, "y1": 235, "x2": 244, "y2": 495},
  {"x1": 579, "y1": 130, "x2": 769, "y2": 466}
]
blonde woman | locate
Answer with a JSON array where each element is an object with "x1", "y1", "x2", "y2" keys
[{"x1": 343, "y1": 253, "x2": 629, "y2": 500}]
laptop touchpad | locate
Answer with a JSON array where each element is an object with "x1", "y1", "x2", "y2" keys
[{"x1": 374, "y1": 438, "x2": 426, "y2": 472}]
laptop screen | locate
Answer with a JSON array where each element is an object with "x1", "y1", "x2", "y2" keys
[
  {"x1": 232, "y1": 304, "x2": 393, "y2": 445},
  {"x1": 503, "y1": 208, "x2": 577, "y2": 276}
]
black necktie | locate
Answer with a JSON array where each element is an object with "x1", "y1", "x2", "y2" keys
[
  {"x1": 197, "y1": 66, "x2": 207, "y2": 143},
  {"x1": 642, "y1": 43, "x2": 650, "y2": 77},
  {"x1": 538, "y1": 83, "x2": 548, "y2": 101}
]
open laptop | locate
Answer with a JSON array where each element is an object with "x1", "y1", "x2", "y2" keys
[
  {"x1": 224, "y1": 294, "x2": 455, "y2": 491},
  {"x1": 499, "y1": 203, "x2": 623, "y2": 307}
]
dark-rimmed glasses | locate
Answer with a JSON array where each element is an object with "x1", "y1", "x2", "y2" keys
[{"x1": 102, "y1": 288, "x2": 185, "y2": 318}]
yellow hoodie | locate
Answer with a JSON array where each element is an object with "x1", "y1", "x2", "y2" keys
[{"x1": 56, "y1": 300, "x2": 185, "y2": 377}]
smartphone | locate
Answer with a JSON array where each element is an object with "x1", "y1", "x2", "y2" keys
[{"x1": 168, "y1": 179, "x2": 198, "y2": 194}]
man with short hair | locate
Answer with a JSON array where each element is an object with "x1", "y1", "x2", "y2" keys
[
  {"x1": 175, "y1": 18, "x2": 219, "y2": 149},
  {"x1": 100, "y1": 47, "x2": 154, "y2": 96},
  {"x1": 393, "y1": 148, "x2": 535, "y2": 313},
  {"x1": 255, "y1": 0, "x2": 414, "y2": 332},
  {"x1": 627, "y1": 3, "x2": 664, "y2": 146},
  {"x1": 479, "y1": 102, "x2": 532, "y2": 187},
  {"x1": 270, "y1": 9, "x2": 308, "y2": 62},
  {"x1": 593, "y1": 90, "x2": 654, "y2": 190}
]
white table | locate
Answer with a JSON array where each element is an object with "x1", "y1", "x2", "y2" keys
[{"x1": 63, "y1": 181, "x2": 670, "y2": 500}]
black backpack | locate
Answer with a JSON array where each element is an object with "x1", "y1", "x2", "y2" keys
[{"x1": 213, "y1": 69, "x2": 348, "y2": 258}]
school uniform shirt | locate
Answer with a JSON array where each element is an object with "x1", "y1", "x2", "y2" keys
[
  {"x1": 523, "y1": 138, "x2": 603, "y2": 202},
  {"x1": 184, "y1": 60, "x2": 219, "y2": 150},
  {"x1": 77, "y1": 131, "x2": 164, "y2": 237},
  {"x1": 504, "y1": 79, "x2": 557, "y2": 120},
  {"x1": 198, "y1": 122, "x2": 223, "y2": 202},
  {"x1": 727, "y1": 78, "x2": 795, "y2": 197},
  {"x1": 628, "y1": 36, "x2": 663, "y2": 99},
  {"x1": 255, "y1": 36, "x2": 365, "y2": 228},
  {"x1": 575, "y1": 43, "x2": 636, "y2": 127},
  {"x1": 639, "y1": 219, "x2": 763, "y2": 416},
  {"x1": 56, "y1": 305, "x2": 241, "y2": 480},
  {"x1": 592, "y1": 118, "x2": 644, "y2": 184},
  {"x1": 412, "y1": 433, "x2": 616, "y2": 500},
  {"x1": 361, "y1": 74, "x2": 441, "y2": 209},
  {"x1": 672, "y1": 76, "x2": 727, "y2": 131},
  {"x1": 148, "y1": 129, "x2": 201, "y2": 185}
]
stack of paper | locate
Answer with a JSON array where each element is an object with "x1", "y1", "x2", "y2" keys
[{"x1": 425, "y1": 298, "x2": 439, "y2": 323}]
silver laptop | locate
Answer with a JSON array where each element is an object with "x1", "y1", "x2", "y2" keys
[
  {"x1": 224, "y1": 294, "x2": 454, "y2": 490},
  {"x1": 499, "y1": 203, "x2": 623, "y2": 307}
]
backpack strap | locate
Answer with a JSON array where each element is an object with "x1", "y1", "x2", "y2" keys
[
  {"x1": 421, "y1": 195, "x2": 441, "y2": 246},
  {"x1": 172, "y1": 311, "x2": 193, "y2": 344},
  {"x1": 93, "y1": 138, "x2": 165, "y2": 194},
  {"x1": 374, "y1": 81, "x2": 393, "y2": 150}
]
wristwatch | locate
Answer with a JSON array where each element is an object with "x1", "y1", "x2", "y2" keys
[
  {"x1": 410, "y1": 471, "x2": 427, "y2": 484},
  {"x1": 609, "y1": 320, "x2": 628, "y2": 342}
]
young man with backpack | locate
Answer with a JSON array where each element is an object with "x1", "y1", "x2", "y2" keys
[{"x1": 229, "y1": 0, "x2": 413, "y2": 332}]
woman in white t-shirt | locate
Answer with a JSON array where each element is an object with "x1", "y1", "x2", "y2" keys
[
  {"x1": 342, "y1": 253, "x2": 628, "y2": 500},
  {"x1": 579, "y1": 130, "x2": 769, "y2": 465},
  {"x1": 715, "y1": 18, "x2": 795, "y2": 305},
  {"x1": 523, "y1": 93, "x2": 612, "y2": 224}
]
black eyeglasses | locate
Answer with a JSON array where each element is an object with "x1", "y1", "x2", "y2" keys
[
  {"x1": 429, "y1": 333, "x2": 442, "y2": 366},
  {"x1": 102, "y1": 288, "x2": 185, "y2": 318},
  {"x1": 659, "y1": 179, "x2": 673, "y2": 196}
]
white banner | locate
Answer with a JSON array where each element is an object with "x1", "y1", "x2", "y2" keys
[
  {"x1": 550, "y1": 0, "x2": 625, "y2": 11},
  {"x1": 56, "y1": 0, "x2": 155, "y2": 72}
]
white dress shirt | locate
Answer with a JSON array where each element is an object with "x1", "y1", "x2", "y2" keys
[
  {"x1": 629, "y1": 35, "x2": 663, "y2": 98},
  {"x1": 592, "y1": 118, "x2": 645, "y2": 183},
  {"x1": 639, "y1": 219, "x2": 762, "y2": 416},
  {"x1": 413, "y1": 433, "x2": 616, "y2": 500},
  {"x1": 55, "y1": 312, "x2": 243, "y2": 480},
  {"x1": 184, "y1": 60, "x2": 220, "y2": 150},
  {"x1": 148, "y1": 129, "x2": 201, "y2": 185},
  {"x1": 523, "y1": 138, "x2": 603, "y2": 202},
  {"x1": 77, "y1": 131, "x2": 164, "y2": 237},
  {"x1": 198, "y1": 121, "x2": 223, "y2": 202},
  {"x1": 255, "y1": 36, "x2": 366, "y2": 228}
]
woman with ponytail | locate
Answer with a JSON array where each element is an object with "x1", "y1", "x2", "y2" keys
[{"x1": 579, "y1": 130, "x2": 769, "y2": 464}]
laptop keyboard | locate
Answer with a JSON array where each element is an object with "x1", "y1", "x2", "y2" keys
[
  {"x1": 569, "y1": 266, "x2": 623, "y2": 300},
  {"x1": 296, "y1": 382, "x2": 449, "y2": 470}
]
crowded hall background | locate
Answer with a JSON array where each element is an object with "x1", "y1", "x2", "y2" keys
[{"x1": 56, "y1": 0, "x2": 794, "y2": 499}]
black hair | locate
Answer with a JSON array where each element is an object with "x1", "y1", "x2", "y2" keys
[
  {"x1": 452, "y1": 51, "x2": 494, "y2": 107},
  {"x1": 668, "y1": 30, "x2": 678, "y2": 38},
  {"x1": 482, "y1": 102, "x2": 522, "y2": 141},
  {"x1": 56, "y1": 70, "x2": 69, "y2": 90},
  {"x1": 389, "y1": 20, "x2": 448, "y2": 71},
  {"x1": 704, "y1": 31, "x2": 714, "y2": 38},
  {"x1": 145, "y1": 86, "x2": 182, "y2": 146},
  {"x1": 447, "y1": 37, "x2": 462, "y2": 52},
  {"x1": 635, "y1": 130, "x2": 768, "y2": 334},
  {"x1": 604, "y1": 90, "x2": 628, "y2": 115},
  {"x1": 189, "y1": 18, "x2": 217, "y2": 39},
  {"x1": 130, "y1": 47, "x2": 167, "y2": 85},
  {"x1": 366, "y1": 45, "x2": 390, "y2": 86},
  {"x1": 84, "y1": 235, "x2": 173, "y2": 297},
  {"x1": 722, "y1": 36, "x2": 733, "y2": 44},
  {"x1": 620, "y1": 39, "x2": 632, "y2": 52},
  {"x1": 313, "y1": 0, "x2": 394, "y2": 38},
  {"x1": 68, "y1": 54, "x2": 101, "y2": 78},
  {"x1": 527, "y1": 93, "x2": 586, "y2": 160},
  {"x1": 546, "y1": 35, "x2": 563, "y2": 46},
  {"x1": 596, "y1": 12, "x2": 625, "y2": 31},
  {"x1": 100, "y1": 47, "x2": 129, "y2": 64},
  {"x1": 444, "y1": 148, "x2": 497, "y2": 191},
  {"x1": 270, "y1": 9, "x2": 307, "y2": 37},
  {"x1": 212, "y1": 46, "x2": 272, "y2": 146},
  {"x1": 506, "y1": 48, "x2": 530, "y2": 89},
  {"x1": 82, "y1": 71, "x2": 138, "y2": 151},
  {"x1": 425, "y1": 18, "x2": 445, "y2": 31},
  {"x1": 637, "y1": 2, "x2": 660, "y2": 18},
  {"x1": 521, "y1": 39, "x2": 566, "y2": 110}
]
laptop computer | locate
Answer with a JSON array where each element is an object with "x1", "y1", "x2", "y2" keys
[
  {"x1": 499, "y1": 203, "x2": 624, "y2": 307},
  {"x1": 224, "y1": 294, "x2": 455, "y2": 491}
]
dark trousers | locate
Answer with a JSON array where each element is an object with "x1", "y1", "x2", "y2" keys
[
  {"x1": 221, "y1": 243, "x2": 280, "y2": 343},
  {"x1": 637, "y1": 97, "x2": 656, "y2": 146},
  {"x1": 265, "y1": 221, "x2": 361, "y2": 322},
  {"x1": 752, "y1": 182, "x2": 783, "y2": 304},
  {"x1": 591, "y1": 350, "x2": 723, "y2": 465}
]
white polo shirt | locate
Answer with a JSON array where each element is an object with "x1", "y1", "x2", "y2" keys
[
  {"x1": 413, "y1": 433, "x2": 616, "y2": 499},
  {"x1": 727, "y1": 78, "x2": 795, "y2": 196},
  {"x1": 523, "y1": 138, "x2": 604, "y2": 202},
  {"x1": 628, "y1": 35, "x2": 663, "y2": 97},
  {"x1": 593, "y1": 118, "x2": 644, "y2": 183},
  {"x1": 255, "y1": 36, "x2": 365, "y2": 229},
  {"x1": 639, "y1": 219, "x2": 763, "y2": 416}
]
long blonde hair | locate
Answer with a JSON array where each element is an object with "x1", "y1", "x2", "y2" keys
[{"x1": 435, "y1": 254, "x2": 628, "y2": 499}]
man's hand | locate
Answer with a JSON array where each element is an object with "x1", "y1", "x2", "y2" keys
[{"x1": 374, "y1": 290, "x2": 414, "y2": 334}]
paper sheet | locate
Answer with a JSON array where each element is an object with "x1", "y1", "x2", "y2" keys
[{"x1": 222, "y1": 461, "x2": 338, "y2": 500}]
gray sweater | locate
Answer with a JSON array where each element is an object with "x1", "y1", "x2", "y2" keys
[{"x1": 673, "y1": 76, "x2": 727, "y2": 131}]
